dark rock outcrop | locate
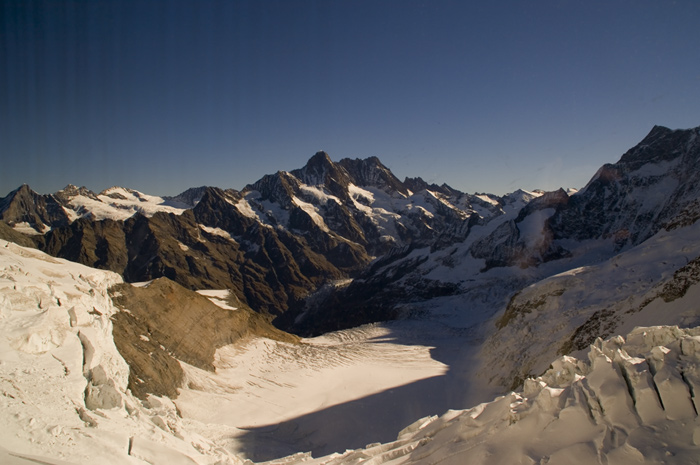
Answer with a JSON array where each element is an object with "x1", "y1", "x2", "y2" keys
[
  {"x1": 109, "y1": 278, "x2": 297, "y2": 399},
  {"x1": 0, "y1": 184, "x2": 71, "y2": 233},
  {"x1": 549, "y1": 125, "x2": 700, "y2": 248},
  {"x1": 0, "y1": 221, "x2": 38, "y2": 247}
]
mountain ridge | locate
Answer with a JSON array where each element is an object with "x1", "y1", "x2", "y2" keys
[
  {"x1": 1, "y1": 152, "x2": 515, "y2": 324},
  {"x1": 2, "y1": 125, "x2": 699, "y2": 339}
]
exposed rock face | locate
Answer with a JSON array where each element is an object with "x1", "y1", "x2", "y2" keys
[
  {"x1": 338, "y1": 156, "x2": 410, "y2": 196},
  {"x1": 0, "y1": 184, "x2": 71, "y2": 233},
  {"x1": 480, "y1": 218, "x2": 700, "y2": 392},
  {"x1": 548, "y1": 125, "x2": 700, "y2": 247},
  {"x1": 287, "y1": 126, "x2": 700, "y2": 339},
  {"x1": 470, "y1": 189, "x2": 571, "y2": 270},
  {"x1": 162, "y1": 185, "x2": 209, "y2": 208},
  {"x1": 24, "y1": 179, "x2": 361, "y2": 318},
  {"x1": 42, "y1": 217, "x2": 128, "y2": 271},
  {"x1": 467, "y1": 125, "x2": 700, "y2": 271},
  {"x1": 0, "y1": 220, "x2": 38, "y2": 247},
  {"x1": 403, "y1": 177, "x2": 458, "y2": 196},
  {"x1": 3, "y1": 152, "x2": 509, "y2": 329},
  {"x1": 109, "y1": 278, "x2": 297, "y2": 399},
  {"x1": 53, "y1": 184, "x2": 100, "y2": 205},
  {"x1": 283, "y1": 244, "x2": 462, "y2": 337}
]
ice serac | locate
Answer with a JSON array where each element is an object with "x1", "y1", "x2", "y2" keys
[
  {"x1": 297, "y1": 327, "x2": 700, "y2": 465},
  {"x1": 482, "y1": 210, "x2": 700, "y2": 391},
  {"x1": 0, "y1": 239, "x2": 250, "y2": 464}
]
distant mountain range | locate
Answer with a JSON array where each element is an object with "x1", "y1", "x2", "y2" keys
[{"x1": 0, "y1": 150, "x2": 534, "y2": 323}]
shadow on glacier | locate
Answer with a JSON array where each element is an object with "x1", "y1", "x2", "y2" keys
[{"x1": 234, "y1": 320, "x2": 497, "y2": 462}]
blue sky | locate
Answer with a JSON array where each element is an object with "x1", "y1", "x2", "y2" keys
[{"x1": 2, "y1": 0, "x2": 699, "y2": 197}]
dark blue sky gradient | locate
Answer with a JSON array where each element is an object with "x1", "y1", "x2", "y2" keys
[{"x1": 2, "y1": 0, "x2": 699, "y2": 196}]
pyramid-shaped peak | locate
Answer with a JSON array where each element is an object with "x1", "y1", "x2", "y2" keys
[
  {"x1": 13, "y1": 184, "x2": 34, "y2": 195},
  {"x1": 301, "y1": 151, "x2": 336, "y2": 175},
  {"x1": 308, "y1": 151, "x2": 333, "y2": 165},
  {"x1": 292, "y1": 151, "x2": 349, "y2": 188}
]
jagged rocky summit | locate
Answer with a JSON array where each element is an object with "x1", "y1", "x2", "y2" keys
[{"x1": 290, "y1": 125, "x2": 700, "y2": 336}]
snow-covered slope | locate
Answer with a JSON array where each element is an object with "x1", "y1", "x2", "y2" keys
[
  {"x1": 2, "y1": 152, "x2": 535, "y2": 327},
  {"x1": 291, "y1": 125, "x2": 700, "y2": 337},
  {"x1": 288, "y1": 326, "x2": 700, "y2": 465},
  {"x1": 239, "y1": 151, "x2": 508, "y2": 258},
  {"x1": 0, "y1": 239, "x2": 242, "y2": 464},
  {"x1": 175, "y1": 322, "x2": 456, "y2": 461},
  {"x1": 57, "y1": 185, "x2": 189, "y2": 222},
  {"x1": 0, "y1": 238, "x2": 475, "y2": 463},
  {"x1": 482, "y1": 217, "x2": 700, "y2": 391},
  {"x1": 2, "y1": 125, "x2": 700, "y2": 464}
]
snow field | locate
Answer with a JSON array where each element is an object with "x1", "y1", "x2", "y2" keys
[
  {"x1": 195, "y1": 289, "x2": 238, "y2": 311},
  {"x1": 175, "y1": 323, "x2": 450, "y2": 459},
  {"x1": 3, "y1": 221, "x2": 700, "y2": 464},
  {"x1": 480, "y1": 220, "x2": 700, "y2": 391},
  {"x1": 66, "y1": 187, "x2": 189, "y2": 222}
]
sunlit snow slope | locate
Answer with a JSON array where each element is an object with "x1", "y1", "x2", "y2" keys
[{"x1": 0, "y1": 239, "x2": 241, "y2": 464}]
